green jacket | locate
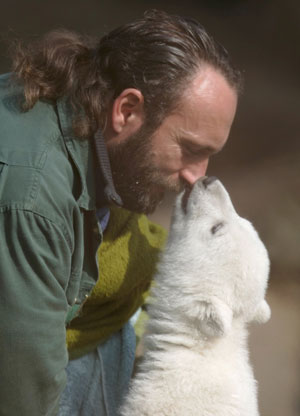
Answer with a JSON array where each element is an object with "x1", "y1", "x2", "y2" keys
[{"x1": 0, "y1": 74, "x2": 106, "y2": 415}]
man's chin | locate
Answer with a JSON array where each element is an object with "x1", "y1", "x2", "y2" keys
[
  {"x1": 146, "y1": 186, "x2": 166, "y2": 213},
  {"x1": 117, "y1": 187, "x2": 165, "y2": 215},
  {"x1": 143, "y1": 197, "x2": 164, "y2": 215}
]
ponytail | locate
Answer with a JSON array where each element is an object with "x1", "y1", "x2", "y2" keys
[{"x1": 11, "y1": 30, "x2": 109, "y2": 139}]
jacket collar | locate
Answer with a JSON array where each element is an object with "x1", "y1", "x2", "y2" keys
[{"x1": 56, "y1": 98, "x2": 122, "y2": 211}]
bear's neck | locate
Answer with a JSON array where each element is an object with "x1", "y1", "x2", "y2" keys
[{"x1": 143, "y1": 295, "x2": 249, "y2": 356}]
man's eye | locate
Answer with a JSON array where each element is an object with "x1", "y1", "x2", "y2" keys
[
  {"x1": 183, "y1": 146, "x2": 194, "y2": 155},
  {"x1": 183, "y1": 147, "x2": 204, "y2": 158}
]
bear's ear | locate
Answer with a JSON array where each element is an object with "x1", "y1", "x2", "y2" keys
[
  {"x1": 252, "y1": 300, "x2": 271, "y2": 324},
  {"x1": 198, "y1": 299, "x2": 233, "y2": 338}
]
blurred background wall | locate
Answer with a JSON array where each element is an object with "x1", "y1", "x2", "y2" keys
[{"x1": 0, "y1": 1, "x2": 299, "y2": 415}]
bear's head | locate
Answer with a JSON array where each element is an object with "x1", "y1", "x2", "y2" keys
[{"x1": 162, "y1": 176, "x2": 271, "y2": 338}]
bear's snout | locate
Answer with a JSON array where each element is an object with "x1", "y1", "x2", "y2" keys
[
  {"x1": 181, "y1": 176, "x2": 220, "y2": 214},
  {"x1": 202, "y1": 176, "x2": 218, "y2": 188},
  {"x1": 182, "y1": 186, "x2": 193, "y2": 213}
]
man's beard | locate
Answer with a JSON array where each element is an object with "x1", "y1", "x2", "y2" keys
[{"x1": 107, "y1": 126, "x2": 183, "y2": 214}]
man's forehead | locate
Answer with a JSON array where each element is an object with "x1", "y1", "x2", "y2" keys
[{"x1": 181, "y1": 67, "x2": 237, "y2": 106}]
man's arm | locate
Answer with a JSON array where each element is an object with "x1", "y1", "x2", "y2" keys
[{"x1": 0, "y1": 209, "x2": 72, "y2": 415}]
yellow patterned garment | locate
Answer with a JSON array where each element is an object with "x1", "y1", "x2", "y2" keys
[{"x1": 66, "y1": 206, "x2": 167, "y2": 359}]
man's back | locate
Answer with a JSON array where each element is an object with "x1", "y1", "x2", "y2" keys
[{"x1": 0, "y1": 74, "x2": 94, "y2": 415}]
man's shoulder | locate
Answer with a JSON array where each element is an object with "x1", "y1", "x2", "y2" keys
[
  {"x1": 0, "y1": 73, "x2": 61, "y2": 162},
  {"x1": 0, "y1": 74, "x2": 77, "y2": 219}
]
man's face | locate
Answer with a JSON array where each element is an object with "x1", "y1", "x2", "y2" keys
[{"x1": 107, "y1": 67, "x2": 238, "y2": 214}]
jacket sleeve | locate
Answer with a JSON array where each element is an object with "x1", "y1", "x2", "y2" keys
[{"x1": 0, "y1": 209, "x2": 72, "y2": 415}]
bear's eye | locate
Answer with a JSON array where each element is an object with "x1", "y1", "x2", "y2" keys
[{"x1": 211, "y1": 222, "x2": 224, "y2": 235}]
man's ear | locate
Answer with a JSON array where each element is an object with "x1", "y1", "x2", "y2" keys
[
  {"x1": 110, "y1": 88, "x2": 144, "y2": 141},
  {"x1": 198, "y1": 299, "x2": 233, "y2": 338}
]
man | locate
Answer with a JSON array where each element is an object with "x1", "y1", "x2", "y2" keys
[{"x1": 0, "y1": 9, "x2": 240, "y2": 416}]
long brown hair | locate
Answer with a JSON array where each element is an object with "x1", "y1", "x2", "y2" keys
[{"x1": 11, "y1": 10, "x2": 242, "y2": 139}]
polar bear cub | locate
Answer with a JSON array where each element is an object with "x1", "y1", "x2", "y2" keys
[{"x1": 120, "y1": 176, "x2": 271, "y2": 416}]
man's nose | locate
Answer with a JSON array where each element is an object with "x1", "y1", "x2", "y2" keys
[{"x1": 179, "y1": 159, "x2": 209, "y2": 186}]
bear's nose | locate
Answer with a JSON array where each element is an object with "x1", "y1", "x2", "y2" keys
[{"x1": 202, "y1": 176, "x2": 218, "y2": 188}]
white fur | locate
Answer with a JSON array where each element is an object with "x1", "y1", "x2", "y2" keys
[{"x1": 120, "y1": 178, "x2": 271, "y2": 416}]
